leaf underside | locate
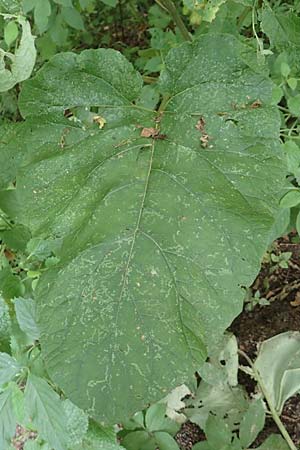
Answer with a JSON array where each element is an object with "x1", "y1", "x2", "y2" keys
[{"x1": 8, "y1": 34, "x2": 284, "y2": 422}]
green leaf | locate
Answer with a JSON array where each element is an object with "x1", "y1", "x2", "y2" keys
[
  {"x1": 192, "y1": 443, "x2": 211, "y2": 450},
  {"x1": 154, "y1": 432, "x2": 179, "y2": 450},
  {"x1": 0, "y1": 0, "x2": 21, "y2": 13},
  {"x1": 12, "y1": 35, "x2": 284, "y2": 423},
  {"x1": 22, "y1": 0, "x2": 37, "y2": 13},
  {"x1": 0, "y1": 385, "x2": 17, "y2": 448},
  {"x1": 256, "y1": 434, "x2": 290, "y2": 450},
  {"x1": 261, "y1": 8, "x2": 300, "y2": 50},
  {"x1": 280, "y1": 62, "x2": 291, "y2": 78},
  {"x1": 239, "y1": 399, "x2": 265, "y2": 448},
  {"x1": 1, "y1": 224, "x2": 31, "y2": 252},
  {"x1": 75, "y1": 420, "x2": 125, "y2": 450},
  {"x1": 61, "y1": 6, "x2": 85, "y2": 30},
  {"x1": 0, "y1": 296, "x2": 11, "y2": 351},
  {"x1": 279, "y1": 189, "x2": 300, "y2": 208},
  {"x1": 296, "y1": 211, "x2": 300, "y2": 237},
  {"x1": 136, "y1": 85, "x2": 160, "y2": 110},
  {"x1": 49, "y1": 14, "x2": 68, "y2": 46},
  {"x1": 122, "y1": 431, "x2": 153, "y2": 450},
  {"x1": 34, "y1": 0, "x2": 51, "y2": 34},
  {"x1": 0, "y1": 17, "x2": 36, "y2": 93},
  {"x1": 100, "y1": 0, "x2": 117, "y2": 6},
  {"x1": 271, "y1": 86, "x2": 283, "y2": 105},
  {"x1": 254, "y1": 331, "x2": 300, "y2": 414},
  {"x1": 24, "y1": 441, "x2": 52, "y2": 450},
  {"x1": 24, "y1": 374, "x2": 68, "y2": 450},
  {"x1": 0, "y1": 122, "x2": 25, "y2": 189},
  {"x1": 185, "y1": 382, "x2": 248, "y2": 430},
  {"x1": 53, "y1": 0, "x2": 73, "y2": 6},
  {"x1": 10, "y1": 382, "x2": 25, "y2": 424},
  {"x1": 14, "y1": 298, "x2": 40, "y2": 340},
  {"x1": 0, "y1": 267, "x2": 24, "y2": 299},
  {"x1": 63, "y1": 399, "x2": 89, "y2": 446},
  {"x1": 0, "y1": 353, "x2": 22, "y2": 386},
  {"x1": 204, "y1": 415, "x2": 232, "y2": 448},
  {"x1": 287, "y1": 78, "x2": 297, "y2": 90},
  {"x1": 4, "y1": 21, "x2": 19, "y2": 48},
  {"x1": 283, "y1": 140, "x2": 300, "y2": 174},
  {"x1": 145, "y1": 404, "x2": 167, "y2": 432},
  {"x1": 287, "y1": 94, "x2": 300, "y2": 116}
]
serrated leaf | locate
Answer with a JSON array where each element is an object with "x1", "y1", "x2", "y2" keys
[
  {"x1": 11, "y1": 35, "x2": 284, "y2": 423},
  {"x1": 261, "y1": 8, "x2": 300, "y2": 50},
  {"x1": 1, "y1": 224, "x2": 31, "y2": 252},
  {"x1": 24, "y1": 374, "x2": 68, "y2": 450},
  {"x1": 0, "y1": 353, "x2": 22, "y2": 386},
  {"x1": 0, "y1": 385, "x2": 17, "y2": 448},
  {"x1": 254, "y1": 331, "x2": 300, "y2": 414},
  {"x1": 239, "y1": 398, "x2": 265, "y2": 448},
  {"x1": 63, "y1": 399, "x2": 88, "y2": 446},
  {"x1": 0, "y1": 296, "x2": 11, "y2": 342},
  {"x1": 74, "y1": 420, "x2": 125, "y2": 450},
  {"x1": 0, "y1": 267, "x2": 24, "y2": 299},
  {"x1": 14, "y1": 298, "x2": 40, "y2": 340},
  {"x1": 10, "y1": 382, "x2": 25, "y2": 424},
  {"x1": 0, "y1": 17, "x2": 36, "y2": 93}
]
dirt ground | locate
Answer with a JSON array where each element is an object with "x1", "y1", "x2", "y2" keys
[{"x1": 176, "y1": 234, "x2": 300, "y2": 449}]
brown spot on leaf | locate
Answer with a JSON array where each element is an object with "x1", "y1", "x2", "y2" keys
[
  {"x1": 250, "y1": 99, "x2": 262, "y2": 109},
  {"x1": 140, "y1": 127, "x2": 166, "y2": 140},
  {"x1": 141, "y1": 127, "x2": 158, "y2": 138},
  {"x1": 195, "y1": 116, "x2": 210, "y2": 148}
]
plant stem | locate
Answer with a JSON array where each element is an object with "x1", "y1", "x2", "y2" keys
[
  {"x1": 155, "y1": 0, "x2": 192, "y2": 42},
  {"x1": 238, "y1": 349, "x2": 297, "y2": 450},
  {"x1": 158, "y1": 94, "x2": 170, "y2": 114},
  {"x1": 143, "y1": 75, "x2": 158, "y2": 84}
]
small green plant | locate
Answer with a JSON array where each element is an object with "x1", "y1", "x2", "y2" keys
[{"x1": 244, "y1": 289, "x2": 270, "y2": 312}]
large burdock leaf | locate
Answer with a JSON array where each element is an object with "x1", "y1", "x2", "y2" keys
[{"x1": 13, "y1": 35, "x2": 284, "y2": 422}]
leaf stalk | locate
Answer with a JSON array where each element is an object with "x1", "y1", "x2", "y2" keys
[
  {"x1": 155, "y1": 0, "x2": 192, "y2": 42},
  {"x1": 238, "y1": 349, "x2": 297, "y2": 450}
]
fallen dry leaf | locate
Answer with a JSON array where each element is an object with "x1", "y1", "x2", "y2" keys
[
  {"x1": 93, "y1": 115, "x2": 106, "y2": 129},
  {"x1": 290, "y1": 291, "x2": 300, "y2": 307},
  {"x1": 140, "y1": 127, "x2": 159, "y2": 138}
]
